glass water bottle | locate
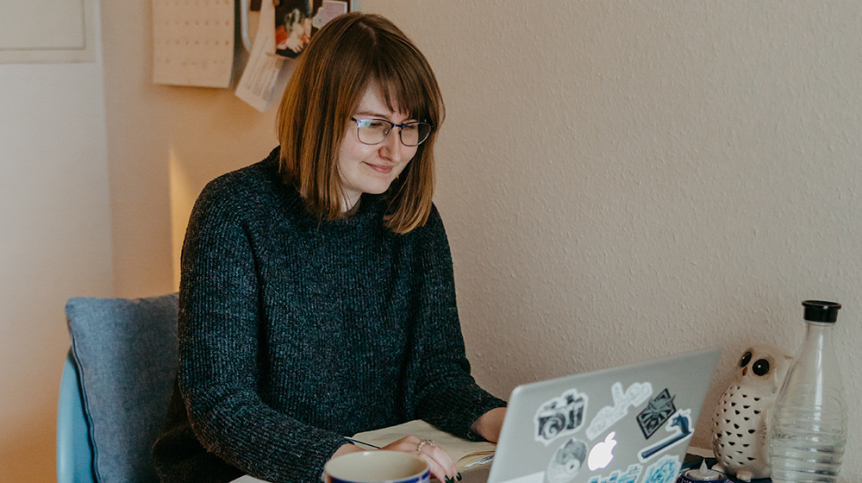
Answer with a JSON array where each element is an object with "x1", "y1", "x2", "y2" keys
[{"x1": 768, "y1": 300, "x2": 847, "y2": 483}]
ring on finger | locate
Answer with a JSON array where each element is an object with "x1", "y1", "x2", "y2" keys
[{"x1": 416, "y1": 439, "x2": 435, "y2": 453}]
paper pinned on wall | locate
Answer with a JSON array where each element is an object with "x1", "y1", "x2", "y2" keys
[
  {"x1": 274, "y1": 0, "x2": 348, "y2": 58},
  {"x1": 312, "y1": 1, "x2": 349, "y2": 29},
  {"x1": 152, "y1": 0, "x2": 235, "y2": 88},
  {"x1": 235, "y1": 0, "x2": 285, "y2": 111}
]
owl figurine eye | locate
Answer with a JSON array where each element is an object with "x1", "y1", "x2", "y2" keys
[
  {"x1": 752, "y1": 359, "x2": 770, "y2": 376},
  {"x1": 739, "y1": 351, "x2": 752, "y2": 367}
]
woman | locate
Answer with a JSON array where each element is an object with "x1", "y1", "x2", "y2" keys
[{"x1": 152, "y1": 13, "x2": 506, "y2": 483}]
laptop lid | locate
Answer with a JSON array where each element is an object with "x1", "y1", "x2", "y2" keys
[{"x1": 487, "y1": 347, "x2": 720, "y2": 483}]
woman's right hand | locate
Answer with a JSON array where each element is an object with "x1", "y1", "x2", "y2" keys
[
  {"x1": 381, "y1": 436, "x2": 459, "y2": 483},
  {"x1": 332, "y1": 436, "x2": 459, "y2": 483}
]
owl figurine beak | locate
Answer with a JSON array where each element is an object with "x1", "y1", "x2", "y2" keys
[{"x1": 742, "y1": 367, "x2": 747, "y2": 376}]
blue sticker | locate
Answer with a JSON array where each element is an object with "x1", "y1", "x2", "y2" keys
[
  {"x1": 585, "y1": 464, "x2": 642, "y2": 483},
  {"x1": 640, "y1": 455, "x2": 680, "y2": 483},
  {"x1": 638, "y1": 409, "x2": 693, "y2": 462}
]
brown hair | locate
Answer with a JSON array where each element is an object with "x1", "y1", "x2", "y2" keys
[{"x1": 276, "y1": 13, "x2": 444, "y2": 234}]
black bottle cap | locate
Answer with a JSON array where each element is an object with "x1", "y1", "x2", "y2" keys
[{"x1": 802, "y1": 300, "x2": 841, "y2": 323}]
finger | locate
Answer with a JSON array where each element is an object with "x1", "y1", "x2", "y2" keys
[
  {"x1": 381, "y1": 437, "x2": 459, "y2": 482},
  {"x1": 419, "y1": 444, "x2": 458, "y2": 480},
  {"x1": 416, "y1": 451, "x2": 451, "y2": 483}
]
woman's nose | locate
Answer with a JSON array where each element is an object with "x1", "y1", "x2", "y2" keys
[{"x1": 380, "y1": 130, "x2": 405, "y2": 162}]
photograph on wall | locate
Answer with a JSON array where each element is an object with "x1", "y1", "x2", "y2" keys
[{"x1": 275, "y1": 0, "x2": 349, "y2": 58}]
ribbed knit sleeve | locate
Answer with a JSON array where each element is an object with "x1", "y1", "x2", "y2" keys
[
  {"x1": 403, "y1": 207, "x2": 507, "y2": 440},
  {"x1": 175, "y1": 171, "x2": 347, "y2": 483}
]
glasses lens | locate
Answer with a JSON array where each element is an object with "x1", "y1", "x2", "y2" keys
[
  {"x1": 356, "y1": 119, "x2": 391, "y2": 145},
  {"x1": 400, "y1": 122, "x2": 432, "y2": 146}
]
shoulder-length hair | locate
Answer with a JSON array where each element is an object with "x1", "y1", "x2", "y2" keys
[{"x1": 276, "y1": 13, "x2": 444, "y2": 234}]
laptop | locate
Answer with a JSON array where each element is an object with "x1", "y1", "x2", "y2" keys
[{"x1": 486, "y1": 347, "x2": 720, "y2": 483}]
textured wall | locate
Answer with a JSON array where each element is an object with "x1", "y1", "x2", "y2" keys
[
  {"x1": 367, "y1": 0, "x2": 861, "y2": 474},
  {"x1": 101, "y1": 0, "x2": 283, "y2": 297},
  {"x1": 0, "y1": 3, "x2": 114, "y2": 480}
]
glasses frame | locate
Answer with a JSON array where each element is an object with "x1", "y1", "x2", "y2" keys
[{"x1": 350, "y1": 117, "x2": 434, "y2": 147}]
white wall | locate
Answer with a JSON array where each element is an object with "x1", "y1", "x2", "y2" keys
[
  {"x1": 101, "y1": 0, "x2": 282, "y2": 297},
  {"x1": 0, "y1": 8, "x2": 114, "y2": 482},
  {"x1": 367, "y1": 0, "x2": 862, "y2": 475}
]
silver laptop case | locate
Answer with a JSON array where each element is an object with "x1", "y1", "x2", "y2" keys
[{"x1": 487, "y1": 347, "x2": 720, "y2": 483}]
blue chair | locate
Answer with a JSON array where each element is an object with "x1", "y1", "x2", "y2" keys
[
  {"x1": 57, "y1": 350, "x2": 96, "y2": 482},
  {"x1": 57, "y1": 294, "x2": 179, "y2": 483}
]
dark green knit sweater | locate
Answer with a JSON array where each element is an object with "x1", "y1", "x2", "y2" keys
[{"x1": 152, "y1": 148, "x2": 506, "y2": 483}]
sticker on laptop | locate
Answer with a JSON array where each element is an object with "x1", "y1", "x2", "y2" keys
[
  {"x1": 546, "y1": 437, "x2": 588, "y2": 483},
  {"x1": 637, "y1": 409, "x2": 693, "y2": 462},
  {"x1": 584, "y1": 463, "x2": 642, "y2": 483},
  {"x1": 640, "y1": 454, "x2": 681, "y2": 483},
  {"x1": 585, "y1": 381, "x2": 652, "y2": 440},
  {"x1": 535, "y1": 388, "x2": 588, "y2": 445},
  {"x1": 636, "y1": 388, "x2": 676, "y2": 439},
  {"x1": 587, "y1": 432, "x2": 617, "y2": 471}
]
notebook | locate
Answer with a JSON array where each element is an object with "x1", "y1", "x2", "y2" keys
[{"x1": 486, "y1": 347, "x2": 721, "y2": 483}]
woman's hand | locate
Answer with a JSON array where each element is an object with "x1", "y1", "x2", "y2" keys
[
  {"x1": 381, "y1": 436, "x2": 459, "y2": 483},
  {"x1": 331, "y1": 436, "x2": 459, "y2": 483}
]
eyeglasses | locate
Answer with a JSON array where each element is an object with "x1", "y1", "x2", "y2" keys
[{"x1": 351, "y1": 118, "x2": 434, "y2": 147}]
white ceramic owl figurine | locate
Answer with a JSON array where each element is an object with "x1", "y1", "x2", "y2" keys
[{"x1": 712, "y1": 345, "x2": 793, "y2": 482}]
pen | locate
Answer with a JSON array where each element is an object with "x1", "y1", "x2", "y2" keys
[{"x1": 344, "y1": 437, "x2": 381, "y2": 449}]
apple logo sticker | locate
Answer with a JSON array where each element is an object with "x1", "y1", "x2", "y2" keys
[{"x1": 587, "y1": 431, "x2": 617, "y2": 471}]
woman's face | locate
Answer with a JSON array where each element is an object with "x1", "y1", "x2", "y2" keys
[{"x1": 338, "y1": 84, "x2": 418, "y2": 210}]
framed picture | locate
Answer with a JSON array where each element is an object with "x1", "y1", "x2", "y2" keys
[{"x1": 274, "y1": 0, "x2": 354, "y2": 58}]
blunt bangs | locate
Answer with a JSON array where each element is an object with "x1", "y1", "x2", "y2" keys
[{"x1": 369, "y1": 44, "x2": 441, "y2": 126}]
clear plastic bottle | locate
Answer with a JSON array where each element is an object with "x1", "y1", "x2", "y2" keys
[{"x1": 768, "y1": 300, "x2": 847, "y2": 483}]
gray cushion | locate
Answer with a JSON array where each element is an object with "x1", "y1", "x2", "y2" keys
[{"x1": 66, "y1": 293, "x2": 178, "y2": 483}]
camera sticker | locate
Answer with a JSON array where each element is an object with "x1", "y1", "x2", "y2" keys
[
  {"x1": 640, "y1": 454, "x2": 681, "y2": 483},
  {"x1": 546, "y1": 437, "x2": 588, "y2": 483},
  {"x1": 584, "y1": 464, "x2": 642, "y2": 483},
  {"x1": 586, "y1": 381, "x2": 652, "y2": 440},
  {"x1": 637, "y1": 409, "x2": 693, "y2": 462},
  {"x1": 534, "y1": 389, "x2": 588, "y2": 445},
  {"x1": 636, "y1": 389, "x2": 676, "y2": 440}
]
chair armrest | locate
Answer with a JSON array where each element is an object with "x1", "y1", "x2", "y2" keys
[{"x1": 57, "y1": 349, "x2": 96, "y2": 483}]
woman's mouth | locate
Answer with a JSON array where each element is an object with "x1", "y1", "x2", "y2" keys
[{"x1": 365, "y1": 163, "x2": 393, "y2": 175}]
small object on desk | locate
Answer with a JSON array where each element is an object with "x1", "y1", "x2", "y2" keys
[
  {"x1": 711, "y1": 345, "x2": 792, "y2": 481},
  {"x1": 464, "y1": 455, "x2": 494, "y2": 468},
  {"x1": 676, "y1": 461, "x2": 732, "y2": 483},
  {"x1": 768, "y1": 301, "x2": 847, "y2": 483},
  {"x1": 344, "y1": 437, "x2": 380, "y2": 449}
]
